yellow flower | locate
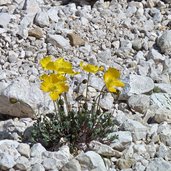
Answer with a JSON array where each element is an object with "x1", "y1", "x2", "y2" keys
[
  {"x1": 104, "y1": 67, "x2": 125, "y2": 93},
  {"x1": 54, "y1": 57, "x2": 78, "y2": 75},
  {"x1": 40, "y1": 56, "x2": 52, "y2": 70},
  {"x1": 80, "y1": 61, "x2": 104, "y2": 73},
  {"x1": 40, "y1": 73, "x2": 68, "y2": 100}
]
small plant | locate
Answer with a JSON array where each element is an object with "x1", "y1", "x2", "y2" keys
[{"x1": 31, "y1": 56, "x2": 125, "y2": 153}]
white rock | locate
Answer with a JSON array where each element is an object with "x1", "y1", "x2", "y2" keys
[
  {"x1": 122, "y1": 119, "x2": 148, "y2": 141},
  {"x1": 128, "y1": 94, "x2": 150, "y2": 113},
  {"x1": 147, "y1": 48, "x2": 165, "y2": 61},
  {"x1": 0, "y1": 141, "x2": 20, "y2": 160},
  {"x1": 0, "y1": 13, "x2": 11, "y2": 28},
  {"x1": 42, "y1": 145, "x2": 72, "y2": 170},
  {"x1": 0, "y1": 153, "x2": 16, "y2": 170},
  {"x1": 61, "y1": 159, "x2": 81, "y2": 171},
  {"x1": 1, "y1": 77, "x2": 53, "y2": 118},
  {"x1": 150, "y1": 93, "x2": 171, "y2": 111},
  {"x1": 32, "y1": 163, "x2": 45, "y2": 171},
  {"x1": 89, "y1": 141, "x2": 122, "y2": 158},
  {"x1": 146, "y1": 158, "x2": 171, "y2": 171},
  {"x1": 154, "y1": 83, "x2": 171, "y2": 94},
  {"x1": 35, "y1": 11, "x2": 50, "y2": 27},
  {"x1": 30, "y1": 143, "x2": 46, "y2": 157},
  {"x1": 47, "y1": 7, "x2": 59, "y2": 22},
  {"x1": 0, "y1": 0, "x2": 11, "y2": 5},
  {"x1": 76, "y1": 151, "x2": 107, "y2": 171},
  {"x1": 15, "y1": 156, "x2": 30, "y2": 170},
  {"x1": 157, "y1": 30, "x2": 171, "y2": 54},
  {"x1": 42, "y1": 158, "x2": 57, "y2": 170},
  {"x1": 17, "y1": 143, "x2": 30, "y2": 158},
  {"x1": 23, "y1": 0, "x2": 41, "y2": 15},
  {"x1": 99, "y1": 93, "x2": 114, "y2": 110},
  {"x1": 47, "y1": 34, "x2": 70, "y2": 49},
  {"x1": 128, "y1": 75, "x2": 154, "y2": 95}
]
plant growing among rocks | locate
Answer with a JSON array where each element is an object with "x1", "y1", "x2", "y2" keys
[{"x1": 31, "y1": 56, "x2": 125, "y2": 153}]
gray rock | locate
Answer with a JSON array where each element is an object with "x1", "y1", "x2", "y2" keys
[
  {"x1": 30, "y1": 143, "x2": 46, "y2": 157},
  {"x1": 122, "y1": 119, "x2": 148, "y2": 141},
  {"x1": 42, "y1": 158, "x2": 57, "y2": 170},
  {"x1": 17, "y1": 143, "x2": 30, "y2": 158},
  {"x1": 8, "y1": 51, "x2": 18, "y2": 63},
  {"x1": 158, "y1": 123, "x2": 171, "y2": 146},
  {"x1": 31, "y1": 163, "x2": 45, "y2": 171},
  {"x1": 146, "y1": 158, "x2": 171, "y2": 171},
  {"x1": 15, "y1": 156, "x2": 30, "y2": 170},
  {"x1": 116, "y1": 158, "x2": 135, "y2": 170},
  {"x1": 47, "y1": 34, "x2": 70, "y2": 49},
  {"x1": 128, "y1": 75, "x2": 154, "y2": 95},
  {"x1": 61, "y1": 159, "x2": 81, "y2": 171},
  {"x1": 157, "y1": 30, "x2": 171, "y2": 54},
  {"x1": 0, "y1": 153, "x2": 16, "y2": 170},
  {"x1": 76, "y1": 151, "x2": 107, "y2": 171},
  {"x1": 153, "y1": 108, "x2": 171, "y2": 123},
  {"x1": 35, "y1": 11, "x2": 50, "y2": 27},
  {"x1": 97, "y1": 49, "x2": 111, "y2": 64},
  {"x1": 150, "y1": 93, "x2": 171, "y2": 111},
  {"x1": 1, "y1": 77, "x2": 53, "y2": 118},
  {"x1": 89, "y1": 141, "x2": 122, "y2": 158},
  {"x1": 132, "y1": 39, "x2": 142, "y2": 51},
  {"x1": 128, "y1": 94, "x2": 150, "y2": 114},
  {"x1": 147, "y1": 48, "x2": 165, "y2": 62},
  {"x1": 42, "y1": 145, "x2": 72, "y2": 170},
  {"x1": 99, "y1": 93, "x2": 114, "y2": 110},
  {"x1": 109, "y1": 131, "x2": 132, "y2": 145},
  {"x1": 0, "y1": 141, "x2": 20, "y2": 160}
]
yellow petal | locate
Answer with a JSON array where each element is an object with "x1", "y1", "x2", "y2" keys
[
  {"x1": 40, "y1": 56, "x2": 52, "y2": 69},
  {"x1": 49, "y1": 91, "x2": 60, "y2": 101},
  {"x1": 80, "y1": 61, "x2": 103, "y2": 73}
]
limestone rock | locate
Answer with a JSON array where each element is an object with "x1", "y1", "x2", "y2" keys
[
  {"x1": 61, "y1": 159, "x2": 81, "y2": 171},
  {"x1": 128, "y1": 75, "x2": 154, "y2": 95},
  {"x1": 157, "y1": 30, "x2": 171, "y2": 54},
  {"x1": 67, "y1": 33, "x2": 85, "y2": 46},
  {"x1": 47, "y1": 34, "x2": 70, "y2": 49},
  {"x1": 128, "y1": 94, "x2": 150, "y2": 114},
  {"x1": 89, "y1": 141, "x2": 122, "y2": 158},
  {"x1": 28, "y1": 26, "x2": 44, "y2": 39},
  {"x1": 76, "y1": 151, "x2": 107, "y2": 171},
  {"x1": 146, "y1": 158, "x2": 171, "y2": 171},
  {"x1": 0, "y1": 77, "x2": 53, "y2": 118}
]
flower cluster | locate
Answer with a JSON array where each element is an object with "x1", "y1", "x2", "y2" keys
[
  {"x1": 40, "y1": 56, "x2": 125, "y2": 101},
  {"x1": 32, "y1": 55, "x2": 125, "y2": 153}
]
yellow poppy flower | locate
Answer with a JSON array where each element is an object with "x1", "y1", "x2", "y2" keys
[
  {"x1": 80, "y1": 61, "x2": 104, "y2": 73},
  {"x1": 54, "y1": 57, "x2": 78, "y2": 75},
  {"x1": 49, "y1": 82, "x2": 69, "y2": 101},
  {"x1": 40, "y1": 56, "x2": 52, "y2": 70},
  {"x1": 40, "y1": 73, "x2": 69, "y2": 100},
  {"x1": 104, "y1": 67, "x2": 125, "y2": 93}
]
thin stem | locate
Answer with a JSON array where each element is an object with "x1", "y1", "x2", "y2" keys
[
  {"x1": 96, "y1": 85, "x2": 106, "y2": 114},
  {"x1": 85, "y1": 73, "x2": 90, "y2": 104},
  {"x1": 63, "y1": 93, "x2": 70, "y2": 116},
  {"x1": 53, "y1": 101, "x2": 60, "y2": 121}
]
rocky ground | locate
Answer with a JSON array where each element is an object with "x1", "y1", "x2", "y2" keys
[{"x1": 0, "y1": 0, "x2": 171, "y2": 170}]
